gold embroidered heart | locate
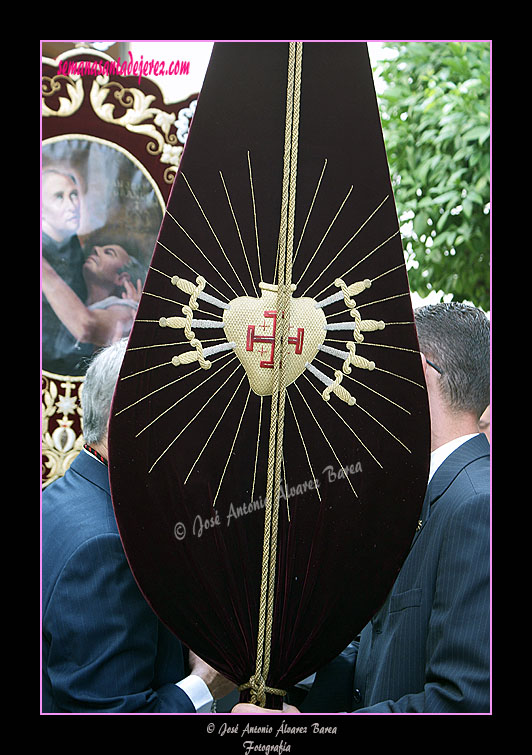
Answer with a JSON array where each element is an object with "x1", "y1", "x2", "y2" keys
[{"x1": 223, "y1": 282, "x2": 326, "y2": 396}]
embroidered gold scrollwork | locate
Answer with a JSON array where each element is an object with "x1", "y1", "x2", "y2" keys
[
  {"x1": 42, "y1": 373, "x2": 84, "y2": 487},
  {"x1": 42, "y1": 74, "x2": 85, "y2": 117},
  {"x1": 89, "y1": 77, "x2": 183, "y2": 183}
]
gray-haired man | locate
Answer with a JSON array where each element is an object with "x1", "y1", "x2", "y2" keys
[{"x1": 42, "y1": 339, "x2": 234, "y2": 712}]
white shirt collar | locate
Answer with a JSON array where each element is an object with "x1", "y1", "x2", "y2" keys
[{"x1": 428, "y1": 434, "x2": 479, "y2": 482}]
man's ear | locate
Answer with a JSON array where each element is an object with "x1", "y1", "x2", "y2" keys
[{"x1": 420, "y1": 352, "x2": 428, "y2": 377}]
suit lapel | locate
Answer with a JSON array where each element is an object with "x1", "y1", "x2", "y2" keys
[{"x1": 409, "y1": 487, "x2": 432, "y2": 548}]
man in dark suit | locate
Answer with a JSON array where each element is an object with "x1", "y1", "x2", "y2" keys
[
  {"x1": 42, "y1": 339, "x2": 234, "y2": 713},
  {"x1": 234, "y1": 302, "x2": 491, "y2": 714},
  {"x1": 344, "y1": 302, "x2": 491, "y2": 713}
]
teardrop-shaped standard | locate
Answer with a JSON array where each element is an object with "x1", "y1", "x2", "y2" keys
[{"x1": 109, "y1": 42, "x2": 430, "y2": 710}]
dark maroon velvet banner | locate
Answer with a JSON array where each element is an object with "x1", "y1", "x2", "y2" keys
[{"x1": 109, "y1": 42, "x2": 430, "y2": 709}]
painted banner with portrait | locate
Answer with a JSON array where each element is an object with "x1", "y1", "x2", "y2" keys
[{"x1": 42, "y1": 47, "x2": 199, "y2": 486}]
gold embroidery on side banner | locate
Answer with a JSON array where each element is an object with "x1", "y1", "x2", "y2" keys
[
  {"x1": 42, "y1": 373, "x2": 84, "y2": 487},
  {"x1": 42, "y1": 56, "x2": 192, "y2": 184},
  {"x1": 42, "y1": 74, "x2": 85, "y2": 117},
  {"x1": 89, "y1": 79, "x2": 184, "y2": 184}
]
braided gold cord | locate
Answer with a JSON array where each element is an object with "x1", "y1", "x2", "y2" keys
[
  {"x1": 244, "y1": 42, "x2": 303, "y2": 708},
  {"x1": 238, "y1": 676, "x2": 287, "y2": 706}
]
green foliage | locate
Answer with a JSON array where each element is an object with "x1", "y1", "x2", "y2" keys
[{"x1": 376, "y1": 41, "x2": 490, "y2": 310}]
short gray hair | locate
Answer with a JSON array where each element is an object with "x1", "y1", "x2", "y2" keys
[
  {"x1": 81, "y1": 339, "x2": 128, "y2": 444},
  {"x1": 414, "y1": 302, "x2": 490, "y2": 419}
]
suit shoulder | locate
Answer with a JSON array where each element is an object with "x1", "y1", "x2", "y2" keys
[
  {"x1": 441, "y1": 459, "x2": 490, "y2": 530},
  {"x1": 42, "y1": 465, "x2": 118, "y2": 562},
  {"x1": 455, "y1": 453, "x2": 490, "y2": 503},
  {"x1": 431, "y1": 451, "x2": 489, "y2": 526},
  {"x1": 42, "y1": 470, "x2": 122, "y2": 612}
]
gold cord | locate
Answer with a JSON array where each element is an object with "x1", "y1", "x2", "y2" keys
[{"x1": 243, "y1": 41, "x2": 303, "y2": 707}]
